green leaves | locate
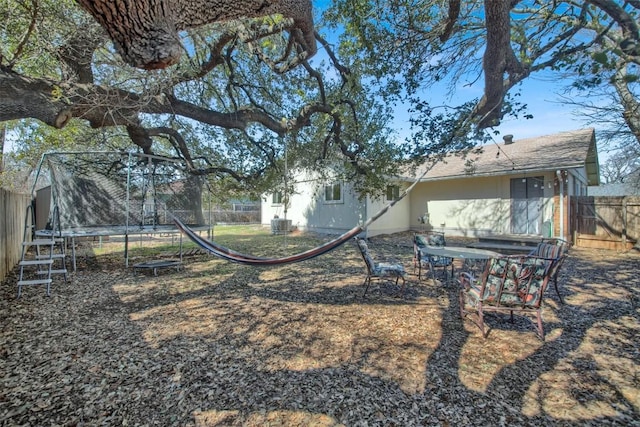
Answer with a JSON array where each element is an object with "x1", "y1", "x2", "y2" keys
[{"x1": 592, "y1": 51, "x2": 609, "y2": 65}]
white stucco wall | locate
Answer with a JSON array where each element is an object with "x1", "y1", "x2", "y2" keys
[
  {"x1": 365, "y1": 183, "x2": 412, "y2": 237},
  {"x1": 261, "y1": 172, "x2": 365, "y2": 235},
  {"x1": 409, "y1": 173, "x2": 558, "y2": 237}
]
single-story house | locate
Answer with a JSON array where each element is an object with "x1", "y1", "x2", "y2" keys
[{"x1": 261, "y1": 128, "x2": 600, "y2": 241}]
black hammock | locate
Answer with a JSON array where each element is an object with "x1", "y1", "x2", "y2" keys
[
  {"x1": 173, "y1": 176, "x2": 418, "y2": 266},
  {"x1": 174, "y1": 216, "x2": 363, "y2": 266}
]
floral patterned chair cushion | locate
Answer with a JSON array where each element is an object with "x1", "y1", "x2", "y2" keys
[
  {"x1": 356, "y1": 238, "x2": 406, "y2": 278},
  {"x1": 413, "y1": 232, "x2": 452, "y2": 280},
  {"x1": 415, "y1": 233, "x2": 445, "y2": 247},
  {"x1": 528, "y1": 239, "x2": 571, "y2": 303},
  {"x1": 459, "y1": 255, "x2": 554, "y2": 340},
  {"x1": 476, "y1": 256, "x2": 549, "y2": 308},
  {"x1": 356, "y1": 238, "x2": 407, "y2": 297}
]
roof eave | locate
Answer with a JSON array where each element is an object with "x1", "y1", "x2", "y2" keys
[{"x1": 405, "y1": 164, "x2": 586, "y2": 182}]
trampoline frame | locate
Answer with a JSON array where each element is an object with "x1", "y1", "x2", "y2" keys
[{"x1": 31, "y1": 151, "x2": 213, "y2": 269}]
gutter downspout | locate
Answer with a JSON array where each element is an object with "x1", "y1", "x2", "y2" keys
[{"x1": 556, "y1": 170, "x2": 564, "y2": 240}]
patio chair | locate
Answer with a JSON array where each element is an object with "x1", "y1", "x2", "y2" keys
[
  {"x1": 413, "y1": 232, "x2": 453, "y2": 281},
  {"x1": 528, "y1": 238, "x2": 571, "y2": 304},
  {"x1": 355, "y1": 238, "x2": 407, "y2": 297},
  {"x1": 459, "y1": 255, "x2": 555, "y2": 340}
]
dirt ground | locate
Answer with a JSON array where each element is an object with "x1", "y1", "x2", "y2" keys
[{"x1": 1, "y1": 232, "x2": 639, "y2": 426}]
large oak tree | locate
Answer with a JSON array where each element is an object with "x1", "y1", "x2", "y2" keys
[
  {"x1": 3, "y1": 0, "x2": 640, "y2": 195},
  {"x1": 0, "y1": 0, "x2": 402, "y2": 196}
]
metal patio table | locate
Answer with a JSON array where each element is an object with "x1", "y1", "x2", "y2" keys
[{"x1": 419, "y1": 246, "x2": 502, "y2": 280}]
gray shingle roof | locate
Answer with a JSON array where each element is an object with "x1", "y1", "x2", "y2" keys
[{"x1": 407, "y1": 128, "x2": 599, "y2": 185}]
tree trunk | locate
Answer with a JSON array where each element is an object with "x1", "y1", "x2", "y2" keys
[
  {"x1": 0, "y1": 124, "x2": 5, "y2": 174},
  {"x1": 471, "y1": 0, "x2": 532, "y2": 128},
  {"x1": 475, "y1": 0, "x2": 513, "y2": 127}
]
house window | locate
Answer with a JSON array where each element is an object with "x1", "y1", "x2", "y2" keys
[
  {"x1": 386, "y1": 185, "x2": 400, "y2": 201},
  {"x1": 324, "y1": 182, "x2": 343, "y2": 203},
  {"x1": 272, "y1": 191, "x2": 284, "y2": 205}
]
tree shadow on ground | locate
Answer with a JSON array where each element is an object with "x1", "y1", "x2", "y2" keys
[{"x1": 1, "y1": 237, "x2": 638, "y2": 426}]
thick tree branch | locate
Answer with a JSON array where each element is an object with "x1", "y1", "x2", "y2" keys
[
  {"x1": 475, "y1": 0, "x2": 516, "y2": 127},
  {"x1": 315, "y1": 32, "x2": 350, "y2": 82},
  {"x1": 0, "y1": 68, "x2": 276, "y2": 132},
  {"x1": 57, "y1": 25, "x2": 104, "y2": 83},
  {"x1": 125, "y1": 122, "x2": 154, "y2": 154},
  {"x1": 74, "y1": 0, "x2": 317, "y2": 70},
  {"x1": 0, "y1": 67, "x2": 73, "y2": 128},
  {"x1": 612, "y1": 66, "x2": 640, "y2": 144},
  {"x1": 586, "y1": 0, "x2": 640, "y2": 55},
  {"x1": 439, "y1": 0, "x2": 460, "y2": 43},
  {"x1": 173, "y1": 32, "x2": 236, "y2": 82},
  {"x1": 1, "y1": 66, "x2": 342, "y2": 152},
  {"x1": 147, "y1": 126, "x2": 194, "y2": 166}
]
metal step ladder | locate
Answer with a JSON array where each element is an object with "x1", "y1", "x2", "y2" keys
[{"x1": 17, "y1": 204, "x2": 68, "y2": 297}]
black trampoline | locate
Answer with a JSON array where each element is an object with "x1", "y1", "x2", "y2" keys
[{"x1": 32, "y1": 152, "x2": 213, "y2": 270}]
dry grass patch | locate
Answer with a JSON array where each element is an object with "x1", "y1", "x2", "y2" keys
[{"x1": 1, "y1": 230, "x2": 638, "y2": 426}]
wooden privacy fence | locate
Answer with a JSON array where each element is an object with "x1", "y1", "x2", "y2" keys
[
  {"x1": 571, "y1": 196, "x2": 640, "y2": 250},
  {"x1": 1, "y1": 188, "x2": 31, "y2": 282}
]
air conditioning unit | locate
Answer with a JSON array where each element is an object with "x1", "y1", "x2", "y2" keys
[{"x1": 270, "y1": 218, "x2": 292, "y2": 234}]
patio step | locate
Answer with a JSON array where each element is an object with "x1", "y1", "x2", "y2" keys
[{"x1": 467, "y1": 235, "x2": 541, "y2": 255}]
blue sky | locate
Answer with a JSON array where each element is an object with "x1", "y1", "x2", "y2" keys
[
  {"x1": 387, "y1": 68, "x2": 610, "y2": 163},
  {"x1": 392, "y1": 71, "x2": 591, "y2": 142},
  {"x1": 488, "y1": 79, "x2": 590, "y2": 141}
]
